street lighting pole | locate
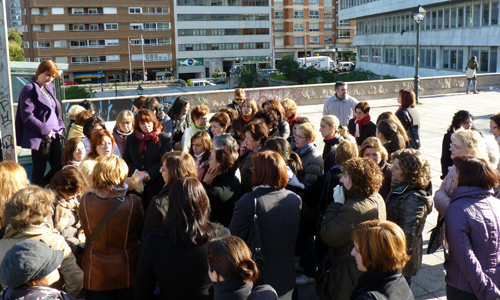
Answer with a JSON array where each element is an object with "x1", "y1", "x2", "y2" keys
[
  {"x1": 100, "y1": 65, "x2": 103, "y2": 91},
  {"x1": 303, "y1": 22, "x2": 307, "y2": 84},
  {"x1": 413, "y1": 5, "x2": 426, "y2": 104}
]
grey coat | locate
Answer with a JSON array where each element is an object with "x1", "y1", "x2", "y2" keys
[{"x1": 296, "y1": 144, "x2": 324, "y2": 185}]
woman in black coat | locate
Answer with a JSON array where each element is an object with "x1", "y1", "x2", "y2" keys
[
  {"x1": 395, "y1": 89, "x2": 420, "y2": 149},
  {"x1": 229, "y1": 150, "x2": 301, "y2": 299},
  {"x1": 239, "y1": 122, "x2": 269, "y2": 194},
  {"x1": 350, "y1": 220, "x2": 413, "y2": 300},
  {"x1": 134, "y1": 177, "x2": 229, "y2": 300},
  {"x1": 122, "y1": 109, "x2": 172, "y2": 208},
  {"x1": 347, "y1": 102, "x2": 377, "y2": 146},
  {"x1": 203, "y1": 143, "x2": 242, "y2": 227}
]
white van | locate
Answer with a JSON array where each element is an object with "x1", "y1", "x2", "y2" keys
[
  {"x1": 191, "y1": 80, "x2": 215, "y2": 86},
  {"x1": 338, "y1": 62, "x2": 355, "y2": 72}
]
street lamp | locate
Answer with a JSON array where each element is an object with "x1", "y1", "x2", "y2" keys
[
  {"x1": 113, "y1": 73, "x2": 118, "y2": 97},
  {"x1": 99, "y1": 65, "x2": 103, "y2": 91},
  {"x1": 137, "y1": 84, "x2": 144, "y2": 95},
  {"x1": 413, "y1": 5, "x2": 426, "y2": 104}
]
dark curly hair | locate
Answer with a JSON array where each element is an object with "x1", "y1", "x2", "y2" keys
[
  {"x1": 342, "y1": 157, "x2": 383, "y2": 196},
  {"x1": 391, "y1": 149, "x2": 431, "y2": 189},
  {"x1": 447, "y1": 110, "x2": 474, "y2": 133}
]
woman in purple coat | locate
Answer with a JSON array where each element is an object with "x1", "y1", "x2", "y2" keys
[
  {"x1": 445, "y1": 156, "x2": 500, "y2": 300},
  {"x1": 15, "y1": 60, "x2": 65, "y2": 186}
]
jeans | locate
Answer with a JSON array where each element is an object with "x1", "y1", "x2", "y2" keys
[
  {"x1": 467, "y1": 79, "x2": 477, "y2": 92},
  {"x1": 30, "y1": 137, "x2": 63, "y2": 186}
]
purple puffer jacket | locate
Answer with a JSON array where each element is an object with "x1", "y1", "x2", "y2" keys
[{"x1": 445, "y1": 186, "x2": 500, "y2": 300}]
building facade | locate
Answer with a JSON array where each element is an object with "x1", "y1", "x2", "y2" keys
[
  {"x1": 8, "y1": 0, "x2": 23, "y2": 33},
  {"x1": 21, "y1": 0, "x2": 174, "y2": 84},
  {"x1": 174, "y1": 0, "x2": 272, "y2": 80},
  {"x1": 340, "y1": 0, "x2": 500, "y2": 78}
]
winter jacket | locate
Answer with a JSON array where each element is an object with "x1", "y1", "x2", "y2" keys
[
  {"x1": 466, "y1": 60, "x2": 478, "y2": 80},
  {"x1": 229, "y1": 187, "x2": 301, "y2": 297},
  {"x1": 0, "y1": 224, "x2": 83, "y2": 297},
  {"x1": 445, "y1": 186, "x2": 500, "y2": 300},
  {"x1": 385, "y1": 183, "x2": 433, "y2": 277},
  {"x1": 49, "y1": 193, "x2": 84, "y2": 254},
  {"x1": 112, "y1": 127, "x2": 133, "y2": 156},
  {"x1": 0, "y1": 286, "x2": 77, "y2": 300},
  {"x1": 231, "y1": 116, "x2": 250, "y2": 145},
  {"x1": 434, "y1": 165, "x2": 457, "y2": 247},
  {"x1": 239, "y1": 150, "x2": 258, "y2": 194},
  {"x1": 203, "y1": 173, "x2": 242, "y2": 227},
  {"x1": 350, "y1": 271, "x2": 414, "y2": 300},
  {"x1": 378, "y1": 161, "x2": 392, "y2": 201},
  {"x1": 79, "y1": 188, "x2": 144, "y2": 291},
  {"x1": 134, "y1": 225, "x2": 229, "y2": 300},
  {"x1": 277, "y1": 119, "x2": 290, "y2": 139},
  {"x1": 323, "y1": 137, "x2": 342, "y2": 172},
  {"x1": 227, "y1": 100, "x2": 242, "y2": 115},
  {"x1": 440, "y1": 131, "x2": 453, "y2": 179},
  {"x1": 157, "y1": 111, "x2": 173, "y2": 141},
  {"x1": 396, "y1": 107, "x2": 420, "y2": 142},
  {"x1": 141, "y1": 184, "x2": 169, "y2": 245},
  {"x1": 296, "y1": 144, "x2": 324, "y2": 185},
  {"x1": 68, "y1": 123, "x2": 84, "y2": 140},
  {"x1": 347, "y1": 118, "x2": 377, "y2": 146},
  {"x1": 213, "y1": 280, "x2": 278, "y2": 300},
  {"x1": 320, "y1": 187, "x2": 387, "y2": 300}
]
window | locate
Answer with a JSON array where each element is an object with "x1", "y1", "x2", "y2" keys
[
  {"x1": 130, "y1": 39, "x2": 142, "y2": 45},
  {"x1": 274, "y1": 0, "x2": 283, "y2": 5},
  {"x1": 145, "y1": 53, "x2": 172, "y2": 61},
  {"x1": 52, "y1": 7, "x2": 64, "y2": 14},
  {"x1": 70, "y1": 24, "x2": 85, "y2": 31},
  {"x1": 359, "y1": 48, "x2": 368, "y2": 62},
  {"x1": 103, "y1": 7, "x2": 117, "y2": 14},
  {"x1": 54, "y1": 40, "x2": 66, "y2": 48},
  {"x1": 177, "y1": 14, "x2": 207, "y2": 21},
  {"x1": 158, "y1": 38, "x2": 171, "y2": 45},
  {"x1": 179, "y1": 29, "x2": 207, "y2": 36},
  {"x1": 275, "y1": 23, "x2": 284, "y2": 32},
  {"x1": 55, "y1": 57, "x2": 68, "y2": 64},
  {"x1": 309, "y1": 36, "x2": 319, "y2": 45},
  {"x1": 293, "y1": 0, "x2": 303, "y2": 4},
  {"x1": 444, "y1": 9, "x2": 450, "y2": 28},
  {"x1": 492, "y1": 2, "x2": 499, "y2": 25},
  {"x1": 325, "y1": 36, "x2": 333, "y2": 45},
  {"x1": 129, "y1": 7, "x2": 142, "y2": 14},
  {"x1": 384, "y1": 48, "x2": 396, "y2": 64},
  {"x1": 473, "y1": 4, "x2": 481, "y2": 26},
  {"x1": 310, "y1": 10, "x2": 319, "y2": 19},
  {"x1": 89, "y1": 24, "x2": 99, "y2": 31},
  {"x1": 324, "y1": 0, "x2": 332, "y2": 5},
  {"x1": 310, "y1": 23, "x2": 319, "y2": 31},
  {"x1": 294, "y1": 10, "x2": 303, "y2": 19},
  {"x1": 71, "y1": 8, "x2": 84, "y2": 15},
  {"x1": 178, "y1": 44, "x2": 208, "y2": 51},
  {"x1": 442, "y1": 49, "x2": 449, "y2": 68},
  {"x1": 420, "y1": 48, "x2": 437, "y2": 68},
  {"x1": 88, "y1": 8, "x2": 98, "y2": 14},
  {"x1": 294, "y1": 23, "x2": 304, "y2": 32},
  {"x1": 431, "y1": 11, "x2": 437, "y2": 29},
  {"x1": 451, "y1": 8, "x2": 457, "y2": 28},
  {"x1": 324, "y1": 23, "x2": 332, "y2": 31},
  {"x1": 338, "y1": 20, "x2": 350, "y2": 26},
  {"x1": 24, "y1": 41, "x2": 29, "y2": 48},
  {"x1": 53, "y1": 24, "x2": 65, "y2": 31},
  {"x1": 458, "y1": 7, "x2": 464, "y2": 27},
  {"x1": 370, "y1": 47, "x2": 381, "y2": 63},
  {"x1": 105, "y1": 23, "x2": 118, "y2": 30},
  {"x1": 33, "y1": 41, "x2": 50, "y2": 49},
  {"x1": 130, "y1": 23, "x2": 143, "y2": 30},
  {"x1": 274, "y1": 11, "x2": 283, "y2": 19},
  {"x1": 400, "y1": 48, "x2": 415, "y2": 66},
  {"x1": 107, "y1": 55, "x2": 120, "y2": 62},
  {"x1": 324, "y1": 11, "x2": 333, "y2": 19},
  {"x1": 483, "y1": 3, "x2": 490, "y2": 26},
  {"x1": 338, "y1": 29, "x2": 350, "y2": 39},
  {"x1": 437, "y1": 10, "x2": 443, "y2": 29},
  {"x1": 34, "y1": 57, "x2": 52, "y2": 62},
  {"x1": 309, "y1": 0, "x2": 319, "y2": 5},
  {"x1": 105, "y1": 39, "x2": 119, "y2": 46},
  {"x1": 294, "y1": 37, "x2": 304, "y2": 45}
]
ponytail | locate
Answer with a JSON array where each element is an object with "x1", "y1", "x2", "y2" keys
[
  {"x1": 378, "y1": 120, "x2": 405, "y2": 152},
  {"x1": 239, "y1": 259, "x2": 259, "y2": 283}
]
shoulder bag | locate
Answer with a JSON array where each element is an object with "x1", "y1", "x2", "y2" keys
[
  {"x1": 77, "y1": 195, "x2": 125, "y2": 266},
  {"x1": 465, "y1": 67, "x2": 476, "y2": 79},
  {"x1": 248, "y1": 198, "x2": 265, "y2": 278},
  {"x1": 403, "y1": 109, "x2": 421, "y2": 149},
  {"x1": 427, "y1": 215, "x2": 444, "y2": 254}
]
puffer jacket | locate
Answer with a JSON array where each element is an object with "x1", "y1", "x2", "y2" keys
[
  {"x1": 0, "y1": 286, "x2": 77, "y2": 300},
  {"x1": 320, "y1": 187, "x2": 387, "y2": 300},
  {"x1": 296, "y1": 144, "x2": 324, "y2": 185},
  {"x1": 386, "y1": 183, "x2": 433, "y2": 277},
  {"x1": 445, "y1": 186, "x2": 500, "y2": 300}
]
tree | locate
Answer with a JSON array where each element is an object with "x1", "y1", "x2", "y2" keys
[
  {"x1": 276, "y1": 56, "x2": 299, "y2": 80},
  {"x1": 8, "y1": 30, "x2": 24, "y2": 61},
  {"x1": 238, "y1": 67, "x2": 258, "y2": 88},
  {"x1": 64, "y1": 86, "x2": 95, "y2": 100}
]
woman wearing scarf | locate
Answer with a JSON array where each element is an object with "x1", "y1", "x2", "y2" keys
[
  {"x1": 181, "y1": 105, "x2": 209, "y2": 153},
  {"x1": 123, "y1": 109, "x2": 172, "y2": 208},
  {"x1": 348, "y1": 102, "x2": 377, "y2": 146}
]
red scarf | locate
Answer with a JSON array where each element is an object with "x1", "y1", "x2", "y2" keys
[
  {"x1": 354, "y1": 114, "x2": 371, "y2": 138},
  {"x1": 135, "y1": 128, "x2": 161, "y2": 153},
  {"x1": 242, "y1": 114, "x2": 252, "y2": 123},
  {"x1": 287, "y1": 114, "x2": 298, "y2": 128}
]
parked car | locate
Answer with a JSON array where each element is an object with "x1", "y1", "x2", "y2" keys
[{"x1": 338, "y1": 62, "x2": 355, "y2": 72}]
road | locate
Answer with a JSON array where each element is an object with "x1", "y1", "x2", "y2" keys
[{"x1": 94, "y1": 83, "x2": 234, "y2": 98}]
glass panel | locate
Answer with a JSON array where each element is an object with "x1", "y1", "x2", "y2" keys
[
  {"x1": 450, "y1": 50, "x2": 457, "y2": 69},
  {"x1": 425, "y1": 12, "x2": 431, "y2": 30},
  {"x1": 480, "y1": 50, "x2": 489, "y2": 72},
  {"x1": 431, "y1": 50, "x2": 436, "y2": 67},
  {"x1": 466, "y1": 5, "x2": 473, "y2": 27},
  {"x1": 437, "y1": 10, "x2": 443, "y2": 29},
  {"x1": 451, "y1": 8, "x2": 457, "y2": 28},
  {"x1": 431, "y1": 11, "x2": 437, "y2": 29},
  {"x1": 458, "y1": 50, "x2": 464, "y2": 70},
  {"x1": 492, "y1": 2, "x2": 499, "y2": 25},
  {"x1": 443, "y1": 49, "x2": 449, "y2": 68},
  {"x1": 490, "y1": 48, "x2": 497, "y2": 73},
  {"x1": 444, "y1": 9, "x2": 450, "y2": 28},
  {"x1": 483, "y1": 3, "x2": 490, "y2": 26},
  {"x1": 458, "y1": 7, "x2": 464, "y2": 27},
  {"x1": 473, "y1": 4, "x2": 481, "y2": 26}
]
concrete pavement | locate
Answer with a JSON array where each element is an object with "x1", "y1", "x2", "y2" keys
[{"x1": 294, "y1": 90, "x2": 500, "y2": 300}]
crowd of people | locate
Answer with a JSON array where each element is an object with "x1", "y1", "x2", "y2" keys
[{"x1": 1, "y1": 59, "x2": 500, "y2": 300}]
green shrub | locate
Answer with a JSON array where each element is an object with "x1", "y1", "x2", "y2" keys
[{"x1": 187, "y1": 79, "x2": 193, "y2": 86}]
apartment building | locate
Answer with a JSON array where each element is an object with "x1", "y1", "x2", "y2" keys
[
  {"x1": 21, "y1": 1, "x2": 174, "y2": 84},
  {"x1": 174, "y1": 0, "x2": 272, "y2": 79},
  {"x1": 8, "y1": 0, "x2": 23, "y2": 33},
  {"x1": 340, "y1": 0, "x2": 500, "y2": 78}
]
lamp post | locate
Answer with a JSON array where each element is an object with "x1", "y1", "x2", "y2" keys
[
  {"x1": 99, "y1": 65, "x2": 103, "y2": 91},
  {"x1": 413, "y1": 5, "x2": 426, "y2": 104},
  {"x1": 113, "y1": 73, "x2": 118, "y2": 97}
]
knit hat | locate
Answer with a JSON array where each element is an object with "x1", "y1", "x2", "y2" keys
[{"x1": 0, "y1": 240, "x2": 64, "y2": 288}]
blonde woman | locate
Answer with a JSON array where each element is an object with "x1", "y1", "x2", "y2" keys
[
  {"x1": 359, "y1": 137, "x2": 392, "y2": 200},
  {"x1": 112, "y1": 110, "x2": 134, "y2": 156},
  {"x1": 319, "y1": 115, "x2": 355, "y2": 171},
  {"x1": 295, "y1": 122, "x2": 324, "y2": 184},
  {"x1": 79, "y1": 156, "x2": 143, "y2": 300},
  {"x1": 231, "y1": 98, "x2": 258, "y2": 144},
  {"x1": 282, "y1": 98, "x2": 299, "y2": 129},
  {"x1": 0, "y1": 162, "x2": 28, "y2": 238}
]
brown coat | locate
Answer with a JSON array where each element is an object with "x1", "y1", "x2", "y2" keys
[
  {"x1": 79, "y1": 188, "x2": 144, "y2": 291},
  {"x1": 319, "y1": 187, "x2": 386, "y2": 300}
]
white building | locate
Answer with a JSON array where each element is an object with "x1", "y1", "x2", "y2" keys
[
  {"x1": 174, "y1": 0, "x2": 272, "y2": 80},
  {"x1": 340, "y1": 0, "x2": 500, "y2": 78}
]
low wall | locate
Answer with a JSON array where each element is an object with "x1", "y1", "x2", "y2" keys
[{"x1": 62, "y1": 73, "x2": 500, "y2": 122}]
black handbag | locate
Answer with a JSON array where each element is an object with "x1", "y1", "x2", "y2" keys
[
  {"x1": 315, "y1": 252, "x2": 351, "y2": 300},
  {"x1": 403, "y1": 109, "x2": 421, "y2": 149},
  {"x1": 77, "y1": 196, "x2": 125, "y2": 266},
  {"x1": 248, "y1": 198, "x2": 265, "y2": 277},
  {"x1": 427, "y1": 215, "x2": 445, "y2": 254}
]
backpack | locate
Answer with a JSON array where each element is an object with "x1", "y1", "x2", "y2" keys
[{"x1": 403, "y1": 109, "x2": 420, "y2": 149}]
